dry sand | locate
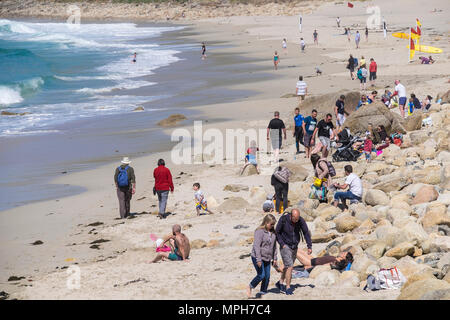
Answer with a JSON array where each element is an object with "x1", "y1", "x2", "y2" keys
[{"x1": 1, "y1": 0, "x2": 449, "y2": 300}]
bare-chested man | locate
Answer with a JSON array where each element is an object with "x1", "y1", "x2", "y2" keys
[{"x1": 152, "y1": 224, "x2": 190, "y2": 263}]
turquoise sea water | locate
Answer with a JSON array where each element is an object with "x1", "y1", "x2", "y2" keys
[{"x1": 0, "y1": 19, "x2": 183, "y2": 136}]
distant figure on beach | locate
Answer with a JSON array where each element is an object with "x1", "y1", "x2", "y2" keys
[
  {"x1": 293, "y1": 107, "x2": 304, "y2": 155},
  {"x1": 295, "y1": 75, "x2": 307, "y2": 103},
  {"x1": 273, "y1": 51, "x2": 280, "y2": 70},
  {"x1": 241, "y1": 140, "x2": 260, "y2": 175},
  {"x1": 420, "y1": 56, "x2": 435, "y2": 64},
  {"x1": 313, "y1": 29, "x2": 318, "y2": 45},
  {"x1": 357, "y1": 64, "x2": 368, "y2": 91},
  {"x1": 247, "y1": 214, "x2": 279, "y2": 298},
  {"x1": 152, "y1": 224, "x2": 190, "y2": 263},
  {"x1": 132, "y1": 52, "x2": 137, "y2": 63},
  {"x1": 382, "y1": 18, "x2": 387, "y2": 39},
  {"x1": 336, "y1": 17, "x2": 341, "y2": 28},
  {"x1": 282, "y1": 38, "x2": 287, "y2": 55},
  {"x1": 193, "y1": 182, "x2": 213, "y2": 215},
  {"x1": 347, "y1": 28, "x2": 351, "y2": 42},
  {"x1": 391, "y1": 80, "x2": 407, "y2": 118},
  {"x1": 315, "y1": 67, "x2": 322, "y2": 76},
  {"x1": 369, "y1": 58, "x2": 377, "y2": 87},
  {"x1": 302, "y1": 109, "x2": 318, "y2": 159},
  {"x1": 153, "y1": 159, "x2": 174, "y2": 219},
  {"x1": 300, "y1": 38, "x2": 306, "y2": 53},
  {"x1": 201, "y1": 42, "x2": 206, "y2": 60},
  {"x1": 347, "y1": 54, "x2": 356, "y2": 80},
  {"x1": 335, "y1": 94, "x2": 347, "y2": 131},
  {"x1": 114, "y1": 157, "x2": 136, "y2": 219},
  {"x1": 275, "y1": 209, "x2": 312, "y2": 295},
  {"x1": 365, "y1": 27, "x2": 369, "y2": 42},
  {"x1": 355, "y1": 31, "x2": 361, "y2": 48},
  {"x1": 267, "y1": 111, "x2": 286, "y2": 161}
]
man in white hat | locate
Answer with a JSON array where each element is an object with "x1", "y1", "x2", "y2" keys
[{"x1": 114, "y1": 157, "x2": 136, "y2": 218}]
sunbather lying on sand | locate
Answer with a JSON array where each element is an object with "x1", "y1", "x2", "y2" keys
[
  {"x1": 296, "y1": 248, "x2": 353, "y2": 271},
  {"x1": 152, "y1": 224, "x2": 190, "y2": 263}
]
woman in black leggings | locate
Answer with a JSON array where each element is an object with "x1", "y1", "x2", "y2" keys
[{"x1": 271, "y1": 168, "x2": 288, "y2": 214}]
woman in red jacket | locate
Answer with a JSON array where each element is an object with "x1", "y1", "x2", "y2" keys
[{"x1": 153, "y1": 159, "x2": 174, "y2": 219}]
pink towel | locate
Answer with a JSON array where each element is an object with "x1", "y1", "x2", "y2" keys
[
  {"x1": 376, "y1": 150, "x2": 383, "y2": 156},
  {"x1": 156, "y1": 245, "x2": 171, "y2": 253}
]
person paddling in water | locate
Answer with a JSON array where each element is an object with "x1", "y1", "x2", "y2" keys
[
  {"x1": 201, "y1": 42, "x2": 206, "y2": 60},
  {"x1": 132, "y1": 52, "x2": 137, "y2": 63},
  {"x1": 273, "y1": 51, "x2": 280, "y2": 70}
]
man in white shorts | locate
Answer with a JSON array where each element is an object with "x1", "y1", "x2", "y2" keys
[
  {"x1": 391, "y1": 80, "x2": 407, "y2": 118},
  {"x1": 313, "y1": 113, "x2": 338, "y2": 158}
]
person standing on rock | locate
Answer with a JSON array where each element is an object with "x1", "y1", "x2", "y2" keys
[
  {"x1": 267, "y1": 111, "x2": 286, "y2": 162},
  {"x1": 391, "y1": 80, "x2": 407, "y2": 118},
  {"x1": 275, "y1": 209, "x2": 312, "y2": 295},
  {"x1": 302, "y1": 109, "x2": 318, "y2": 159},
  {"x1": 271, "y1": 166, "x2": 289, "y2": 214},
  {"x1": 246, "y1": 214, "x2": 279, "y2": 298},
  {"x1": 334, "y1": 94, "x2": 347, "y2": 131},
  {"x1": 293, "y1": 107, "x2": 304, "y2": 155},
  {"x1": 114, "y1": 157, "x2": 136, "y2": 219},
  {"x1": 332, "y1": 165, "x2": 363, "y2": 209},
  {"x1": 152, "y1": 224, "x2": 190, "y2": 263},
  {"x1": 153, "y1": 159, "x2": 174, "y2": 219},
  {"x1": 313, "y1": 113, "x2": 338, "y2": 159}
]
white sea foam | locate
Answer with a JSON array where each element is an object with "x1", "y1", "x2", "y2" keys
[{"x1": 0, "y1": 86, "x2": 24, "y2": 105}]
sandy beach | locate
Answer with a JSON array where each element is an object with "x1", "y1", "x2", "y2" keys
[{"x1": 1, "y1": 0, "x2": 450, "y2": 300}]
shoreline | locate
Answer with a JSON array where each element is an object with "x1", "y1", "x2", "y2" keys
[{"x1": 1, "y1": 0, "x2": 450, "y2": 300}]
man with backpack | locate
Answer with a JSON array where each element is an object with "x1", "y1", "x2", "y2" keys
[
  {"x1": 114, "y1": 157, "x2": 136, "y2": 219},
  {"x1": 271, "y1": 166, "x2": 291, "y2": 214}
]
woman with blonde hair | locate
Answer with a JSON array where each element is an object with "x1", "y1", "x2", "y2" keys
[{"x1": 247, "y1": 214, "x2": 279, "y2": 298}]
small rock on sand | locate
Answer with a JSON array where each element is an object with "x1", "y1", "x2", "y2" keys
[{"x1": 157, "y1": 114, "x2": 187, "y2": 127}]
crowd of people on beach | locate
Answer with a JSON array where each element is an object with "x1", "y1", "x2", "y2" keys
[{"x1": 109, "y1": 18, "x2": 439, "y2": 299}]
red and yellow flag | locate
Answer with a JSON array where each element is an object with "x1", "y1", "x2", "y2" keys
[
  {"x1": 409, "y1": 37, "x2": 415, "y2": 61},
  {"x1": 416, "y1": 18, "x2": 422, "y2": 27}
]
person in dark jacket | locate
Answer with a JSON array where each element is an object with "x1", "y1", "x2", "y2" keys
[
  {"x1": 275, "y1": 209, "x2": 312, "y2": 295},
  {"x1": 114, "y1": 157, "x2": 136, "y2": 219},
  {"x1": 271, "y1": 167, "x2": 289, "y2": 214},
  {"x1": 153, "y1": 159, "x2": 174, "y2": 219}
]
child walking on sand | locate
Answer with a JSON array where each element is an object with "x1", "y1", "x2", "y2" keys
[
  {"x1": 193, "y1": 182, "x2": 213, "y2": 215},
  {"x1": 273, "y1": 51, "x2": 280, "y2": 70},
  {"x1": 247, "y1": 214, "x2": 279, "y2": 298}
]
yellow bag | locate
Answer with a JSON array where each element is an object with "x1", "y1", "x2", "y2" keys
[{"x1": 313, "y1": 177, "x2": 322, "y2": 188}]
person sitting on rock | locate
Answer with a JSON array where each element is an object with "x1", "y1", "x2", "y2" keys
[
  {"x1": 152, "y1": 224, "x2": 190, "y2": 263},
  {"x1": 240, "y1": 140, "x2": 260, "y2": 175},
  {"x1": 332, "y1": 165, "x2": 363, "y2": 209},
  {"x1": 296, "y1": 248, "x2": 353, "y2": 271}
]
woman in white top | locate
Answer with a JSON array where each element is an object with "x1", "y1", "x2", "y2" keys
[{"x1": 282, "y1": 38, "x2": 287, "y2": 55}]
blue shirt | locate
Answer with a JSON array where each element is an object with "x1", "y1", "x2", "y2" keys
[
  {"x1": 303, "y1": 116, "x2": 317, "y2": 135},
  {"x1": 294, "y1": 114, "x2": 304, "y2": 127}
]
